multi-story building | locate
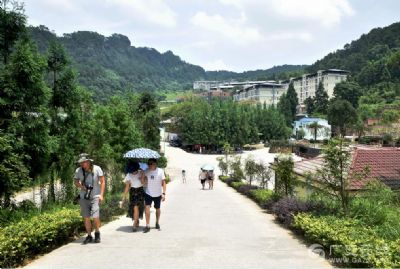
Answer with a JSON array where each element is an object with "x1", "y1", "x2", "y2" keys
[
  {"x1": 284, "y1": 69, "x2": 349, "y2": 113},
  {"x1": 196, "y1": 69, "x2": 348, "y2": 110},
  {"x1": 193, "y1": 80, "x2": 269, "y2": 91},
  {"x1": 193, "y1": 81, "x2": 220, "y2": 91},
  {"x1": 233, "y1": 82, "x2": 286, "y2": 106}
]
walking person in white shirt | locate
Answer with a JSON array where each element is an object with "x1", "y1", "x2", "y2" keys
[
  {"x1": 143, "y1": 158, "x2": 166, "y2": 233},
  {"x1": 122, "y1": 161, "x2": 145, "y2": 232}
]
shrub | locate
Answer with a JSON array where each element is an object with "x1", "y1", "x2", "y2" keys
[
  {"x1": 157, "y1": 155, "x2": 168, "y2": 168},
  {"x1": 230, "y1": 181, "x2": 246, "y2": 189},
  {"x1": 218, "y1": 175, "x2": 230, "y2": 182},
  {"x1": 350, "y1": 181, "x2": 400, "y2": 239},
  {"x1": 268, "y1": 140, "x2": 292, "y2": 153},
  {"x1": 224, "y1": 177, "x2": 239, "y2": 185},
  {"x1": 271, "y1": 197, "x2": 324, "y2": 226},
  {"x1": 248, "y1": 189, "x2": 274, "y2": 205},
  {"x1": 292, "y1": 213, "x2": 399, "y2": 268},
  {"x1": 263, "y1": 192, "x2": 282, "y2": 210},
  {"x1": 101, "y1": 194, "x2": 125, "y2": 222},
  {"x1": 0, "y1": 208, "x2": 83, "y2": 268},
  {"x1": 236, "y1": 184, "x2": 258, "y2": 196}
]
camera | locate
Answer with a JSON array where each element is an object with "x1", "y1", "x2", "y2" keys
[{"x1": 84, "y1": 184, "x2": 93, "y2": 200}]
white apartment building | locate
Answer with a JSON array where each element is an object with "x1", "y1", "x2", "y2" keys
[
  {"x1": 285, "y1": 69, "x2": 349, "y2": 113},
  {"x1": 193, "y1": 80, "x2": 270, "y2": 91},
  {"x1": 193, "y1": 81, "x2": 220, "y2": 91},
  {"x1": 233, "y1": 82, "x2": 286, "y2": 106}
]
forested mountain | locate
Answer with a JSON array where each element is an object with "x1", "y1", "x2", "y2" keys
[
  {"x1": 28, "y1": 26, "x2": 306, "y2": 101},
  {"x1": 307, "y1": 22, "x2": 400, "y2": 78},
  {"x1": 304, "y1": 21, "x2": 400, "y2": 134},
  {"x1": 205, "y1": 64, "x2": 307, "y2": 81}
]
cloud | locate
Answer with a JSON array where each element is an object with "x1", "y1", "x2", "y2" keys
[
  {"x1": 218, "y1": 0, "x2": 244, "y2": 9},
  {"x1": 190, "y1": 11, "x2": 262, "y2": 45},
  {"x1": 267, "y1": 31, "x2": 313, "y2": 42},
  {"x1": 105, "y1": 0, "x2": 177, "y2": 28},
  {"x1": 202, "y1": 59, "x2": 231, "y2": 71},
  {"x1": 28, "y1": 0, "x2": 78, "y2": 13},
  {"x1": 218, "y1": 0, "x2": 354, "y2": 27},
  {"x1": 269, "y1": 0, "x2": 354, "y2": 27}
]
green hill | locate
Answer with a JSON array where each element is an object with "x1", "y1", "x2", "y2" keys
[
  {"x1": 29, "y1": 26, "x2": 306, "y2": 101},
  {"x1": 307, "y1": 21, "x2": 400, "y2": 80}
]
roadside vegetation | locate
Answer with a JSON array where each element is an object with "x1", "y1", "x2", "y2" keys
[
  {"x1": 219, "y1": 139, "x2": 400, "y2": 268},
  {"x1": 0, "y1": 2, "x2": 161, "y2": 267}
]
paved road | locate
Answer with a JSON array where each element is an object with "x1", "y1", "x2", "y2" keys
[{"x1": 26, "y1": 145, "x2": 331, "y2": 269}]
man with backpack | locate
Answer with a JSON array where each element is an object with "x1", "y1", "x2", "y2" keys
[{"x1": 74, "y1": 153, "x2": 105, "y2": 244}]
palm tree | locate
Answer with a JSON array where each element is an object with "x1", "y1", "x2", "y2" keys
[{"x1": 307, "y1": 121, "x2": 324, "y2": 145}]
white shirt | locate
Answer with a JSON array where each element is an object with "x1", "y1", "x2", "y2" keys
[
  {"x1": 199, "y1": 171, "x2": 207, "y2": 180},
  {"x1": 145, "y1": 168, "x2": 165, "y2": 197},
  {"x1": 124, "y1": 172, "x2": 143, "y2": 188}
]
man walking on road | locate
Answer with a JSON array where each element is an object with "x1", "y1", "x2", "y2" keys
[
  {"x1": 74, "y1": 153, "x2": 105, "y2": 244},
  {"x1": 143, "y1": 158, "x2": 166, "y2": 233}
]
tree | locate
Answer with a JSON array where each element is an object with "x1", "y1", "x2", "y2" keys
[
  {"x1": 0, "y1": 0, "x2": 26, "y2": 64},
  {"x1": 304, "y1": 97, "x2": 315, "y2": 115},
  {"x1": 318, "y1": 139, "x2": 368, "y2": 214},
  {"x1": 0, "y1": 132, "x2": 29, "y2": 206},
  {"x1": 244, "y1": 156, "x2": 257, "y2": 186},
  {"x1": 217, "y1": 157, "x2": 228, "y2": 176},
  {"x1": 137, "y1": 92, "x2": 158, "y2": 113},
  {"x1": 286, "y1": 82, "x2": 299, "y2": 119},
  {"x1": 135, "y1": 93, "x2": 160, "y2": 150},
  {"x1": 275, "y1": 156, "x2": 296, "y2": 196},
  {"x1": 297, "y1": 128, "x2": 305, "y2": 140},
  {"x1": 255, "y1": 162, "x2": 271, "y2": 189},
  {"x1": 47, "y1": 41, "x2": 69, "y2": 96},
  {"x1": 333, "y1": 81, "x2": 363, "y2": 108},
  {"x1": 307, "y1": 121, "x2": 324, "y2": 144},
  {"x1": 327, "y1": 99, "x2": 357, "y2": 137},
  {"x1": 259, "y1": 107, "x2": 291, "y2": 142},
  {"x1": 1, "y1": 40, "x2": 51, "y2": 180},
  {"x1": 229, "y1": 155, "x2": 244, "y2": 182},
  {"x1": 278, "y1": 82, "x2": 298, "y2": 125},
  {"x1": 46, "y1": 42, "x2": 82, "y2": 201},
  {"x1": 223, "y1": 142, "x2": 233, "y2": 165},
  {"x1": 314, "y1": 81, "x2": 329, "y2": 114}
]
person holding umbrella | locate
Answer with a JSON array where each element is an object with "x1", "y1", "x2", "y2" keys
[
  {"x1": 123, "y1": 148, "x2": 165, "y2": 233},
  {"x1": 207, "y1": 170, "x2": 215, "y2": 190},
  {"x1": 122, "y1": 160, "x2": 145, "y2": 232},
  {"x1": 199, "y1": 169, "x2": 207, "y2": 190},
  {"x1": 200, "y1": 164, "x2": 214, "y2": 190},
  {"x1": 143, "y1": 158, "x2": 166, "y2": 233}
]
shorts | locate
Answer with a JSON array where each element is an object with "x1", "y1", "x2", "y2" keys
[
  {"x1": 79, "y1": 197, "x2": 100, "y2": 218},
  {"x1": 201, "y1": 179, "x2": 206, "y2": 184},
  {"x1": 144, "y1": 193, "x2": 161, "y2": 209}
]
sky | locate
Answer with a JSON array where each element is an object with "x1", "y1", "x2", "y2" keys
[{"x1": 25, "y1": 0, "x2": 400, "y2": 72}]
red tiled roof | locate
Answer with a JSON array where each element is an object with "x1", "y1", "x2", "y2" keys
[
  {"x1": 293, "y1": 157, "x2": 325, "y2": 176},
  {"x1": 291, "y1": 147, "x2": 400, "y2": 191},
  {"x1": 349, "y1": 148, "x2": 400, "y2": 190}
]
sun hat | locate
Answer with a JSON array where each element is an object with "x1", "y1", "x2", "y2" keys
[{"x1": 77, "y1": 153, "x2": 93, "y2": 164}]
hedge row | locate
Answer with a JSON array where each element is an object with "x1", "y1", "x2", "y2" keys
[
  {"x1": 0, "y1": 208, "x2": 83, "y2": 268},
  {"x1": 219, "y1": 176, "x2": 400, "y2": 267},
  {"x1": 219, "y1": 175, "x2": 275, "y2": 207},
  {"x1": 292, "y1": 213, "x2": 400, "y2": 268}
]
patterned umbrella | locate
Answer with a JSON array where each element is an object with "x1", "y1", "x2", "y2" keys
[
  {"x1": 123, "y1": 148, "x2": 161, "y2": 159},
  {"x1": 201, "y1": 164, "x2": 215, "y2": 171}
]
